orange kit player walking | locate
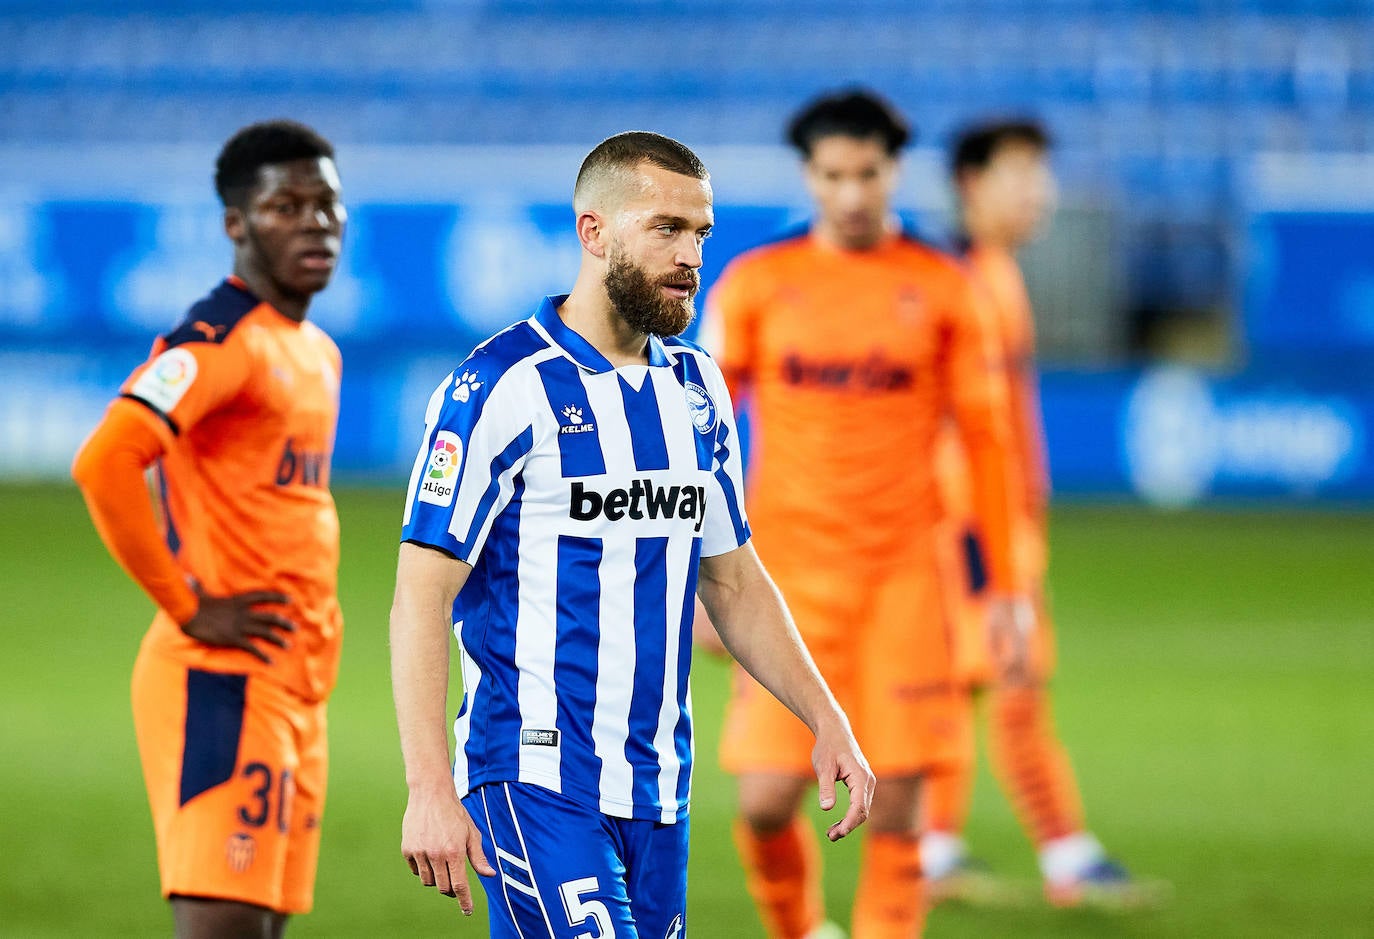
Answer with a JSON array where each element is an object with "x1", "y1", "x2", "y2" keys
[
  {"x1": 698, "y1": 90, "x2": 1034, "y2": 938},
  {"x1": 922, "y1": 119, "x2": 1167, "y2": 910},
  {"x1": 72, "y1": 120, "x2": 347, "y2": 939}
]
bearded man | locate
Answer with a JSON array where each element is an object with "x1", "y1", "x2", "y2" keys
[{"x1": 387, "y1": 130, "x2": 876, "y2": 937}]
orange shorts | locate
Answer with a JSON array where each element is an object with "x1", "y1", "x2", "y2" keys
[
  {"x1": 719, "y1": 554, "x2": 970, "y2": 778},
  {"x1": 939, "y1": 518, "x2": 1057, "y2": 688},
  {"x1": 131, "y1": 645, "x2": 328, "y2": 914}
]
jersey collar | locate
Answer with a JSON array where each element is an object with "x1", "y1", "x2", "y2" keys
[{"x1": 534, "y1": 295, "x2": 673, "y2": 373}]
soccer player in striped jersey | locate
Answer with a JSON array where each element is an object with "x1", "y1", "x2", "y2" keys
[
  {"x1": 924, "y1": 119, "x2": 1168, "y2": 911},
  {"x1": 72, "y1": 120, "x2": 346, "y2": 938},
  {"x1": 389, "y1": 131, "x2": 875, "y2": 937}
]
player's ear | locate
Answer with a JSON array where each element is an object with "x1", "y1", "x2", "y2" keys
[
  {"x1": 576, "y1": 210, "x2": 608, "y2": 259},
  {"x1": 223, "y1": 205, "x2": 247, "y2": 244}
]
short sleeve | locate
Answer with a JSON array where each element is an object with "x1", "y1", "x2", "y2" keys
[
  {"x1": 696, "y1": 354, "x2": 751, "y2": 558},
  {"x1": 121, "y1": 340, "x2": 253, "y2": 434},
  {"x1": 400, "y1": 362, "x2": 536, "y2": 565}
]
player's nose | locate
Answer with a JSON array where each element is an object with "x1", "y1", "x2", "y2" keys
[{"x1": 675, "y1": 236, "x2": 704, "y2": 269}]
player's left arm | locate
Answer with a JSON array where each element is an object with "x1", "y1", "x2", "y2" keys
[{"x1": 698, "y1": 543, "x2": 874, "y2": 841}]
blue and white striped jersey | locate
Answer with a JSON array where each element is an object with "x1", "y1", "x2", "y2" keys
[{"x1": 401, "y1": 295, "x2": 751, "y2": 824}]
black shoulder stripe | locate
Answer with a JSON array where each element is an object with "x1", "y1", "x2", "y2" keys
[
  {"x1": 162, "y1": 279, "x2": 259, "y2": 348},
  {"x1": 120, "y1": 393, "x2": 180, "y2": 436}
]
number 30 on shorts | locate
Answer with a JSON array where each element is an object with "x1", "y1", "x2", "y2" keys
[
  {"x1": 236, "y1": 762, "x2": 295, "y2": 832},
  {"x1": 559, "y1": 877, "x2": 611, "y2": 939}
]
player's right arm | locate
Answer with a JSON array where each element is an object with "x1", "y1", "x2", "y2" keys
[
  {"x1": 390, "y1": 543, "x2": 494, "y2": 914},
  {"x1": 690, "y1": 253, "x2": 766, "y2": 660},
  {"x1": 390, "y1": 359, "x2": 531, "y2": 912},
  {"x1": 71, "y1": 342, "x2": 295, "y2": 661},
  {"x1": 701, "y1": 254, "x2": 763, "y2": 409}
]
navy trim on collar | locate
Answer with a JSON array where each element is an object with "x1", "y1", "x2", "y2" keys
[{"x1": 534, "y1": 294, "x2": 675, "y2": 373}]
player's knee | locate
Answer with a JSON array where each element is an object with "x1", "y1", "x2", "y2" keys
[
  {"x1": 737, "y1": 775, "x2": 808, "y2": 833},
  {"x1": 867, "y1": 775, "x2": 922, "y2": 835}
]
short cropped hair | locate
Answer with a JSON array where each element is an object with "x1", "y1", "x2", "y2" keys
[
  {"x1": 786, "y1": 89, "x2": 911, "y2": 158},
  {"x1": 950, "y1": 120, "x2": 1051, "y2": 177},
  {"x1": 573, "y1": 131, "x2": 708, "y2": 211},
  {"x1": 214, "y1": 119, "x2": 335, "y2": 207}
]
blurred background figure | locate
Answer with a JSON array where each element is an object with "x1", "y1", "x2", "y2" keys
[
  {"x1": 924, "y1": 118, "x2": 1169, "y2": 911},
  {"x1": 702, "y1": 88, "x2": 1032, "y2": 939}
]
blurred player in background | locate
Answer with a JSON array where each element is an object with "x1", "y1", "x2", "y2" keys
[
  {"x1": 389, "y1": 131, "x2": 873, "y2": 936},
  {"x1": 698, "y1": 90, "x2": 1033, "y2": 938},
  {"x1": 72, "y1": 120, "x2": 346, "y2": 938},
  {"x1": 922, "y1": 119, "x2": 1167, "y2": 910}
]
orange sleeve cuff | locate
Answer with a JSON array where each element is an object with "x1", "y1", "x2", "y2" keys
[
  {"x1": 72, "y1": 398, "x2": 199, "y2": 624},
  {"x1": 967, "y1": 446, "x2": 1021, "y2": 594}
]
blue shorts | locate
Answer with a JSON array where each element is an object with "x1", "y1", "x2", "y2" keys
[{"x1": 463, "y1": 782, "x2": 688, "y2": 938}]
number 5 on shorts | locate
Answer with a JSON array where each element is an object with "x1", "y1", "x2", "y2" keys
[{"x1": 559, "y1": 877, "x2": 611, "y2": 938}]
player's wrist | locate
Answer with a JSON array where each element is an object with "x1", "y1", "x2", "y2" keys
[
  {"x1": 165, "y1": 586, "x2": 200, "y2": 627},
  {"x1": 405, "y1": 770, "x2": 459, "y2": 800}
]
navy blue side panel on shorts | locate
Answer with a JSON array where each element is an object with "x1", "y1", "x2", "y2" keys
[
  {"x1": 464, "y1": 782, "x2": 688, "y2": 939},
  {"x1": 179, "y1": 669, "x2": 247, "y2": 806}
]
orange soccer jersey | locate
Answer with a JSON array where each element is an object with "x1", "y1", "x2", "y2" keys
[
  {"x1": 78, "y1": 275, "x2": 344, "y2": 702},
  {"x1": 707, "y1": 228, "x2": 1022, "y2": 589}
]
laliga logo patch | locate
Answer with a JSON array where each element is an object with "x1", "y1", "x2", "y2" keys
[
  {"x1": 452, "y1": 370, "x2": 482, "y2": 403},
  {"x1": 419, "y1": 431, "x2": 462, "y2": 507},
  {"x1": 684, "y1": 381, "x2": 718, "y2": 435},
  {"x1": 129, "y1": 347, "x2": 198, "y2": 414},
  {"x1": 428, "y1": 438, "x2": 458, "y2": 479}
]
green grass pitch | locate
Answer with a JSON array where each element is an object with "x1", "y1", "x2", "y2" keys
[{"x1": 1, "y1": 483, "x2": 1370, "y2": 936}]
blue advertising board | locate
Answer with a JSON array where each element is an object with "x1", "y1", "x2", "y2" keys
[{"x1": 2, "y1": 145, "x2": 1371, "y2": 504}]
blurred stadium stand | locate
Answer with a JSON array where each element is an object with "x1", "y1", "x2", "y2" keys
[{"x1": 1, "y1": 0, "x2": 1372, "y2": 502}]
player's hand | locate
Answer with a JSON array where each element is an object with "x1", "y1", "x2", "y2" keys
[
  {"x1": 811, "y1": 720, "x2": 875, "y2": 842},
  {"x1": 987, "y1": 595, "x2": 1034, "y2": 684},
  {"x1": 180, "y1": 587, "x2": 296, "y2": 664},
  {"x1": 401, "y1": 784, "x2": 496, "y2": 915}
]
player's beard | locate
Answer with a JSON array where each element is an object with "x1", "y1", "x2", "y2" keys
[{"x1": 604, "y1": 247, "x2": 699, "y2": 338}]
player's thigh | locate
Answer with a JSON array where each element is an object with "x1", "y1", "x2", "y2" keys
[
  {"x1": 132, "y1": 651, "x2": 303, "y2": 913},
  {"x1": 856, "y1": 563, "x2": 968, "y2": 777},
  {"x1": 720, "y1": 567, "x2": 862, "y2": 776},
  {"x1": 170, "y1": 895, "x2": 283, "y2": 939},
  {"x1": 618, "y1": 812, "x2": 690, "y2": 939},
  {"x1": 463, "y1": 782, "x2": 639, "y2": 939}
]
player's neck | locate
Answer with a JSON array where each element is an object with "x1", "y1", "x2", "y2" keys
[
  {"x1": 812, "y1": 215, "x2": 898, "y2": 253},
  {"x1": 231, "y1": 266, "x2": 310, "y2": 323},
  {"x1": 960, "y1": 214, "x2": 1022, "y2": 256},
  {"x1": 558, "y1": 283, "x2": 650, "y2": 369}
]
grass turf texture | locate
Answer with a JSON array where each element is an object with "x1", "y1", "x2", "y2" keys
[{"x1": 1, "y1": 483, "x2": 1370, "y2": 937}]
